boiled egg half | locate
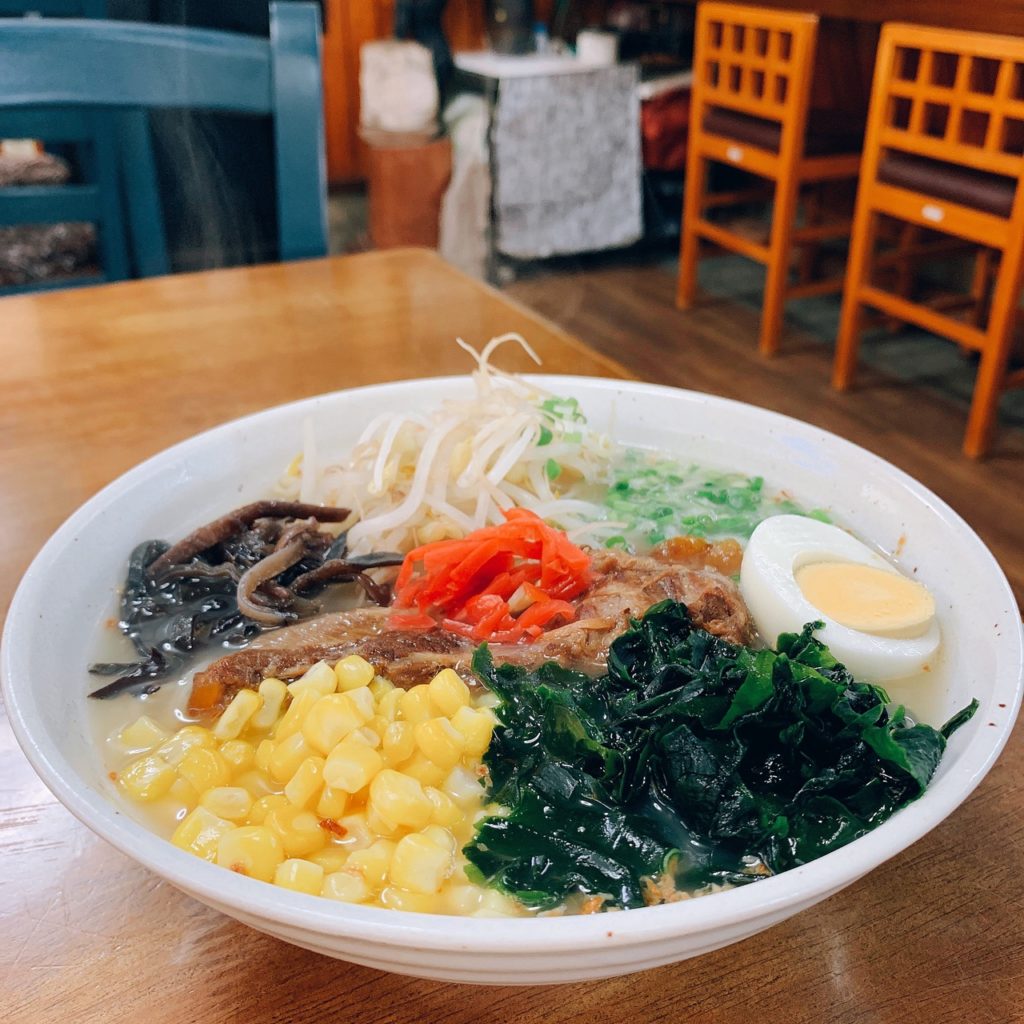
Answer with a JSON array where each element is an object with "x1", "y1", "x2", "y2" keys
[{"x1": 740, "y1": 515, "x2": 939, "y2": 682}]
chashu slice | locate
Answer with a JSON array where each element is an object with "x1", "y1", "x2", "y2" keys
[{"x1": 188, "y1": 549, "x2": 753, "y2": 714}]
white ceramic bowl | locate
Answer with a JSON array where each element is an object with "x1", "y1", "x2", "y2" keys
[{"x1": 3, "y1": 376, "x2": 1022, "y2": 985}]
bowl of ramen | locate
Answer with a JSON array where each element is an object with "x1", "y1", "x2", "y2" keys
[{"x1": 3, "y1": 339, "x2": 1021, "y2": 984}]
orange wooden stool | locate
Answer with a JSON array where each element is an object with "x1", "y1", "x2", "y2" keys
[
  {"x1": 833, "y1": 23, "x2": 1024, "y2": 458},
  {"x1": 677, "y1": 2, "x2": 863, "y2": 356}
]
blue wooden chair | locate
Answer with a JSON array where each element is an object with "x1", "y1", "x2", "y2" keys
[{"x1": 0, "y1": 2, "x2": 327, "y2": 294}]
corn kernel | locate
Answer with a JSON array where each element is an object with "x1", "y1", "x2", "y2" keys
[
  {"x1": 255, "y1": 738, "x2": 276, "y2": 773},
  {"x1": 391, "y1": 827, "x2": 457, "y2": 890},
  {"x1": 288, "y1": 660, "x2": 337, "y2": 699},
  {"x1": 171, "y1": 806, "x2": 235, "y2": 860},
  {"x1": 472, "y1": 889, "x2": 522, "y2": 918},
  {"x1": 235, "y1": 769, "x2": 279, "y2": 799},
  {"x1": 323, "y1": 737, "x2": 383, "y2": 793},
  {"x1": 337, "y1": 813, "x2": 373, "y2": 851},
  {"x1": 369, "y1": 675, "x2": 395, "y2": 700},
  {"x1": 423, "y1": 786, "x2": 461, "y2": 827},
  {"x1": 274, "y1": 687, "x2": 320, "y2": 743},
  {"x1": 365, "y1": 807, "x2": 400, "y2": 838},
  {"x1": 212, "y1": 688, "x2": 263, "y2": 741},
  {"x1": 450, "y1": 706, "x2": 494, "y2": 757},
  {"x1": 220, "y1": 739, "x2": 256, "y2": 774},
  {"x1": 382, "y1": 721, "x2": 416, "y2": 765},
  {"x1": 402, "y1": 752, "x2": 448, "y2": 788},
  {"x1": 422, "y1": 825, "x2": 457, "y2": 855},
  {"x1": 216, "y1": 825, "x2": 284, "y2": 882},
  {"x1": 346, "y1": 686, "x2": 376, "y2": 721},
  {"x1": 414, "y1": 718, "x2": 465, "y2": 770},
  {"x1": 266, "y1": 805, "x2": 328, "y2": 858},
  {"x1": 369, "y1": 769, "x2": 433, "y2": 830},
  {"x1": 349, "y1": 725, "x2": 381, "y2": 749},
  {"x1": 200, "y1": 786, "x2": 253, "y2": 822},
  {"x1": 284, "y1": 756, "x2": 325, "y2": 808},
  {"x1": 275, "y1": 858, "x2": 325, "y2": 895},
  {"x1": 428, "y1": 669, "x2": 471, "y2": 717},
  {"x1": 399, "y1": 684, "x2": 433, "y2": 725},
  {"x1": 378, "y1": 688, "x2": 403, "y2": 722},
  {"x1": 118, "y1": 714, "x2": 170, "y2": 752},
  {"x1": 178, "y1": 747, "x2": 231, "y2": 793},
  {"x1": 308, "y1": 846, "x2": 350, "y2": 873},
  {"x1": 367, "y1": 714, "x2": 389, "y2": 738},
  {"x1": 444, "y1": 884, "x2": 484, "y2": 916},
  {"x1": 445, "y1": 766, "x2": 484, "y2": 806},
  {"x1": 334, "y1": 655, "x2": 375, "y2": 692},
  {"x1": 156, "y1": 725, "x2": 215, "y2": 767},
  {"x1": 301, "y1": 693, "x2": 365, "y2": 755},
  {"x1": 315, "y1": 785, "x2": 348, "y2": 819},
  {"x1": 322, "y1": 869, "x2": 371, "y2": 903},
  {"x1": 346, "y1": 839, "x2": 395, "y2": 890},
  {"x1": 268, "y1": 732, "x2": 314, "y2": 784},
  {"x1": 379, "y1": 885, "x2": 444, "y2": 914},
  {"x1": 249, "y1": 793, "x2": 289, "y2": 825},
  {"x1": 250, "y1": 677, "x2": 289, "y2": 731},
  {"x1": 119, "y1": 754, "x2": 177, "y2": 801},
  {"x1": 168, "y1": 776, "x2": 199, "y2": 811}
]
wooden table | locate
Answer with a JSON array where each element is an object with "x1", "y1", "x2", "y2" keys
[{"x1": 1, "y1": 249, "x2": 1019, "y2": 1023}]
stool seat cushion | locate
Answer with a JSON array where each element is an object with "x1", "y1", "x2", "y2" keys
[
  {"x1": 877, "y1": 150, "x2": 1016, "y2": 218},
  {"x1": 702, "y1": 106, "x2": 864, "y2": 156}
]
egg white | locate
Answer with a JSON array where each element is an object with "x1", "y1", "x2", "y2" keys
[{"x1": 740, "y1": 515, "x2": 940, "y2": 682}]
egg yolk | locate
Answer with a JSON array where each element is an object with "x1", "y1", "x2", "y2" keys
[{"x1": 794, "y1": 561, "x2": 935, "y2": 637}]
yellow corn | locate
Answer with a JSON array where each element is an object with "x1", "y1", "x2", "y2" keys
[
  {"x1": 444, "y1": 766, "x2": 484, "y2": 806},
  {"x1": 389, "y1": 831, "x2": 454, "y2": 894},
  {"x1": 401, "y1": 752, "x2": 448, "y2": 789},
  {"x1": 423, "y1": 786, "x2": 461, "y2": 827},
  {"x1": 379, "y1": 885, "x2": 444, "y2": 914},
  {"x1": 118, "y1": 754, "x2": 177, "y2": 801},
  {"x1": 171, "y1": 806, "x2": 236, "y2": 861},
  {"x1": 368, "y1": 675, "x2": 395, "y2": 700},
  {"x1": 382, "y1": 721, "x2": 416, "y2": 766},
  {"x1": 346, "y1": 839, "x2": 395, "y2": 890},
  {"x1": 200, "y1": 786, "x2": 253, "y2": 822},
  {"x1": 156, "y1": 725, "x2": 215, "y2": 767},
  {"x1": 178, "y1": 747, "x2": 231, "y2": 793},
  {"x1": 118, "y1": 714, "x2": 170, "y2": 752},
  {"x1": 274, "y1": 687, "x2": 320, "y2": 743},
  {"x1": 268, "y1": 732, "x2": 314, "y2": 784},
  {"x1": 421, "y1": 824, "x2": 457, "y2": 856},
  {"x1": 365, "y1": 806, "x2": 399, "y2": 838},
  {"x1": 378, "y1": 688, "x2": 403, "y2": 723},
  {"x1": 323, "y1": 737, "x2": 383, "y2": 794},
  {"x1": 250, "y1": 677, "x2": 289, "y2": 731},
  {"x1": 346, "y1": 686, "x2": 376, "y2": 721},
  {"x1": 444, "y1": 884, "x2": 484, "y2": 916},
  {"x1": 301, "y1": 693, "x2": 365, "y2": 755},
  {"x1": 369, "y1": 769, "x2": 433, "y2": 830},
  {"x1": 414, "y1": 717, "x2": 465, "y2": 769},
  {"x1": 212, "y1": 688, "x2": 263, "y2": 741},
  {"x1": 248, "y1": 793, "x2": 289, "y2": 825},
  {"x1": 337, "y1": 812, "x2": 373, "y2": 851},
  {"x1": 235, "y1": 769, "x2": 279, "y2": 799},
  {"x1": 265, "y1": 805, "x2": 327, "y2": 858},
  {"x1": 220, "y1": 739, "x2": 255, "y2": 774},
  {"x1": 428, "y1": 669, "x2": 471, "y2": 717},
  {"x1": 274, "y1": 858, "x2": 325, "y2": 896},
  {"x1": 283, "y1": 756, "x2": 325, "y2": 809},
  {"x1": 216, "y1": 825, "x2": 284, "y2": 882},
  {"x1": 349, "y1": 725, "x2": 382, "y2": 749},
  {"x1": 255, "y1": 738, "x2": 276, "y2": 773},
  {"x1": 334, "y1": 654, "x2": 375, "y2": 692},
  {"x1": 450, "y1": 706, "x2": 495, "y2": 758},
  {"x1": 315, "y1": 785, "x2": 348, "y2": 819},
  {"x1": 288, "y1": 660, "x2": 337, "y2": 698},
  {"x1": 322, "y1": 869, "x2": 371, "y2": 903},
  {"x1": 167, "y1": 776, "x2": 199, "y2": 812},
  {"x1": 308, "y1": 846, "x2": 350, "y2": 873},
  {"x1": 399, "y1": 684, "x2": 433, "y2": 725}
]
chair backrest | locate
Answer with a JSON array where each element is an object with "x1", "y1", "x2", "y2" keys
[
  {"x1": 866, "y1": 23, "x2": 1024, "y2": 190},
  {"x1": 0, "y1": 1, "x2": 327, "y2": 282},
  {"x1": 692, "y1": 2, "x2": 818, "y2": 155}
]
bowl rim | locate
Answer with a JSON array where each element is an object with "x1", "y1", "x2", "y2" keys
[{"x1": 4, "y1": 374, "x2": 1022, "y2": 952}]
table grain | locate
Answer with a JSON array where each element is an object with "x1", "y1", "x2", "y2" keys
[{"x1": 1, "y1": 249, "x2": 1021, "y2": 1024}]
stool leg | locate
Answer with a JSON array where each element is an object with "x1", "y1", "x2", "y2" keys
[
  {"x1": 677, "y1": 152, "x2": 707, "y2": 310},
  {"x1": 833, "y1": 205, "x2": 879, "y2": 391},
  {"x1": 969, "y1": 246, "x2": 994, "y2": 329},
  {"x1": 964, "y1": 245, "x2": 1024, "y2": 458},
  {"x1": 759, "y1": 176, "x2": 800, "y2": 356}
]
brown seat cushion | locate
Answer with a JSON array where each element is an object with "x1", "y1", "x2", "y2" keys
[
  {"x1": 702, "y1": 106, "x2": 864, "y2": 157},
  {"x1": 876, "y1": 150, "x2": 1016, "y2": 218}
]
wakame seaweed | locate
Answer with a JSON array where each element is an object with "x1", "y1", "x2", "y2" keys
[{"x1": 464, "y1": 601, "x2": 978, "y2": 911}]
